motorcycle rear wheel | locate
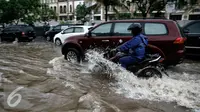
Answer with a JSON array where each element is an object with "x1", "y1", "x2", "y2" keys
[{"x1": 136, "y1": 66, "x2": 162, "y2": 78}]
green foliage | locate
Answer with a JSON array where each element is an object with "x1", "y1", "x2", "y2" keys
[
  {"x1": 60, "y1": 20, "x2": 65, "y2": 24},
  {"x1": 0, "y1": 0, "x2": 19, "y2": 23},
  {"x1": 86, "y1": 0, "x2": 128, "y2": 21},
  {"x1": 0, "y1": 0, "x2": 56, "y2": 25},
  {"x1": 40, "y1": 4, "x2": 57, "y2": 22},
  {"x1": 132, "y1": 0, "x2": 167, "y2": 18},
  {"x1": 76, "y1": 4, "x2": 90, "y2": 23},
  {"x1": 177, "y1": 0, "x2": 198, "y2": 9},
  {"x1": 117, "y1": 13, "x2": 131, "y2": 19}
]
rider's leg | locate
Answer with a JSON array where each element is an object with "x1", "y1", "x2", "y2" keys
[{"x1": 119, "y1": 56, "x2": 137, "y2": 68}]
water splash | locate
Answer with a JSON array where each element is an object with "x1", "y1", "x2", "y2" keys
[{"x1": 85, "y1": 50, "x2": 200, "y2": 109}]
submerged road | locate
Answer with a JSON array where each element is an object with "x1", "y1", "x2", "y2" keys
[{"x1": 0, "y1": 38, "x2": 199, "y2": 112}]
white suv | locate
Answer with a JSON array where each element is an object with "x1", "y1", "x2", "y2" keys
[{"x1": 53, "y1": 26, "x2": 93, "y2": 46}]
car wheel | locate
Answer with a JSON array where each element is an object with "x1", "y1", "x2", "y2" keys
[
  {"x1": 64, "y1": 48, "x2": 81, "y2": 63},
  {"x1": 55, "y1": 38, "x2": 62, "y2": 46},
  {"x1": 136, "y1": 66, "x2": 162, "y2": 79},
  {"x1": 46, "y1": 36, "x2": 51, "y2": 41}
]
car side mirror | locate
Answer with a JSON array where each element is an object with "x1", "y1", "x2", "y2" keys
[
  {"x1": 61, "y1": 31, "x2": 65, "y2": 34},
  {"x1": 85, "y1": 31, "x2": 91, "y2": 38}
]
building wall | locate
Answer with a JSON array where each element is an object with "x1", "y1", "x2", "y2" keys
[{"x1": 41, "y1": 0, "x2": 84, "y2": 22}]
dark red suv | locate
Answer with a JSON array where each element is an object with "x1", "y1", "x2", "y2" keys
[{"x1": 61, "y1": 19, "x2": 186, "y2": 66}]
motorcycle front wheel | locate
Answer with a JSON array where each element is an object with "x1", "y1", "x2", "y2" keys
[{"x1": 136, "y1": 66, "x2": 162, "y2": 79}]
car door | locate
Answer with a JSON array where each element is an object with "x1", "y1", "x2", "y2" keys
[
  {"x1": 89, "y1": 23, "x2": 113, "y2": 50},
  {"x1": 74, "y1": 27, "x2": 84, "y2": 35},
  {"x1": 184, "y1": 22, "x2": 200, "y2": 49},
  {"x1": 59, "y1": 27, "x2": 74, "y2": 42},
  {"x1": 50, "y1": 25, "x2": 61, "y2": 38},
  {"x1": 79, "y1": 23, "x2": 113, "y2": 51},
  {"x1": 1, "y1": 27, "x2": 12, "y2": 41},
  {"x1": 9, "y1": 27, "x2": 19, "y2": 40},
  {"x1": 111, "y1": 22, "x2": 136, "y2": 48}
]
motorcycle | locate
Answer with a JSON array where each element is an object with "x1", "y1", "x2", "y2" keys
[{"x1": 91, "y1": 44, "x2": 168, "y2": 79}]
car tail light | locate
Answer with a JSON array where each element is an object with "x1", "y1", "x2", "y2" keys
[
  {"x1": 22, "y1": 32, "x2": 25, "y2": 36},
  {"x1": 173, "y1": 37, "x2": 185, "y2": 44}
]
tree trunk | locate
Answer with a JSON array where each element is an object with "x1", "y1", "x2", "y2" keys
[
  {"x1": 16, "y1": 19, "x2": 19, "y2": 25},
  {"x1": 57, "y1": 1, "x2": 59, "y2": 21},
  {"x1": 142, "y1": 12, "x2": 147, "y2": 19},
  {"x1": 105, "y1": 5, "x2": 108, "y2": 21},
  {"x1": 72, "y1": 0, "x2": 75, "y2": 21},
  {"x1": 67, "y1": 0, "x2": 69, "y2": 21}
]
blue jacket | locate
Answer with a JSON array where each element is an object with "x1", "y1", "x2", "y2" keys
[{"x1": 118, "y1": 34, "x2": 148, "y2": 60}]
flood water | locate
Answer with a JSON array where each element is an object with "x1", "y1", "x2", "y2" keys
[{"x1": 0, "y1": 41, "x2": 200, "y2": 112}]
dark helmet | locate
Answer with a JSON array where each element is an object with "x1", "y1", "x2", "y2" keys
[{"x1": 127, "y1": 23, "x2": 142, "y2": 35}]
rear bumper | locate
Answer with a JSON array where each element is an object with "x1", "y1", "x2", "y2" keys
[
  {"x1": 19, "y1": 36, "x2": 36, "y2": 41},
  {"x1": 176, "y1": 49, "x2": 185, "y2": 63},
  {"x1": 165, "y1": 49, "x2": 185, "y2": 66},
  {"x1": 185, "y1": 46, "x2": 200, "y2": 56}
]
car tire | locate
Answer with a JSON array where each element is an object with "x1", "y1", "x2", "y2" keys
[
  {"x1": 55, "y1": 38, "x2": 62, "y2": 46},
  {"x1": 64, "y1": 48, "x2": 81, "y2": 63},
  {"x1": 46, "y1": 36, "x2": 51, "y2": 41}
]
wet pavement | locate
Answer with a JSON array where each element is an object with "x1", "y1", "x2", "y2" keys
[{"x1": 0, "y1": 38, "x2": 199, "y2": 112}]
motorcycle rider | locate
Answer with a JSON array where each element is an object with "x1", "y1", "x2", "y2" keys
[{"x1": 115, "y1": 23, "x2": 148, "y2": 69}]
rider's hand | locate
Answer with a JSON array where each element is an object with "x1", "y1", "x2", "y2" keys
[
  {"x1": 110, "y1": 48, "x2": 117, "y2": 52},
  {"x1": 111, "y1": 48, "x2": 120, "y2": 52}
]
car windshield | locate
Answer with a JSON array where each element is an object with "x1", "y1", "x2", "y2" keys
[
  {"x1": 176, "y1": 22, "x2": 186, "y2": 38},
  {"x1": 48, "y1": 26, "x2": 54, "y2": 31},
  {"x1": 21, "y1": 26, "x2": 34, "y2": 31}
]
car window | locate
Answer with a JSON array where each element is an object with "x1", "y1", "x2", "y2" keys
[
  {"x1": 144, "y1": 23, "x2": 167, "y2": 35},
  {"x1": 61, "y1": 25, "x2": 69, "y2": 30},
  {"x1": 3, "y1": 27, "x2": 11, "y2": 32},
  {"x1": 91, "y1": 23, "x2": 112, "y2": 36},
  {"x1": 186, "y1": 22, "x2": 200, "y2": 33},
  {"x1": 113, "y1": 22, "x2": 139, "y2": 36},
  {"x1": 54, "y1": 25, "x2": 61, "y2": 30},
  {"x1": 63, "y1": 28, "x2": 74, "y2": 33},
  {"x1": 74, "y1": 27, "x2": 84, "y2": 33},
  {"x1": 176, "y1": 22, "x2": 186, "y2": 38},
  {"x1": 9, "y1": 27, "x2": 16, "y2": 31},
  {"x1": 21, "y1": 26, "x2": 34, "y2": 32}
]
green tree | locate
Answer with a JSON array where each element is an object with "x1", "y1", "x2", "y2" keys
[
  {"x1": 126, "y1": 0, "x2": 167, "y2": 18},
  {"x1": 176, "y1": 0, "x2": 198, "y2": 10},
  {"x1": 40, "y1": 4, "x2": 57, "y2": 22},
  {"x1": 0, "y1": 0, "x2": 20, "y2": 24},
  {"x1": 117, "y1": 13, "x2": 131, "y2": 19},
  {"x1": 76, "y1": 4, "x2": 90, "y2": 23},
  {"x1": 172, "y1": 0, "x2": 199, "y2": 18},
  {"x1": 0, "y1": 0, "x2": 56, "y2": 25},
  {"x1": 86, "y1": 0, "x2": 128, "y2": 21}
]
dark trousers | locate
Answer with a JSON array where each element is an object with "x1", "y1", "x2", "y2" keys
[{"x1": 119, "y1": 56, "x2": 138, "y2": 68}]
